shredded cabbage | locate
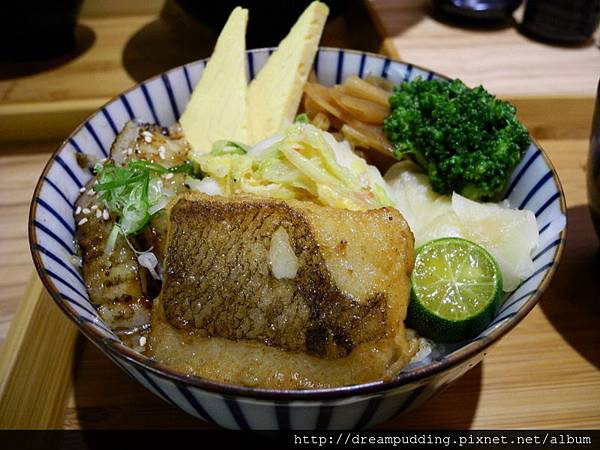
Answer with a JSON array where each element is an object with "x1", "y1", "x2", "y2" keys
[
  {"x1": 190, "y1": 123, "x2": 393, "y2": 210},
  {"x1": 185, "y1": 176, "x2": 223, "y2": 196},
  {"x1": 210, "y1": 140, "x2": 249, "y2": 156},
  {"x1": 385, "y1": 161, "x2": 540, "y2": 291}
]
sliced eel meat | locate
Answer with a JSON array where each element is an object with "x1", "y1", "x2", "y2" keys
[
  {"x1": 74, "y1": 120, "x2": 190, "y2": 342},
  {"x1": 111, "y1": 120, "x2": 192, "y2": 268},
  {"x1": 75, "y1": 178, "x2": 151, "y2": 336},
  {"x1": 110, "y1": 120, "x2": 190, "y2": 168}
]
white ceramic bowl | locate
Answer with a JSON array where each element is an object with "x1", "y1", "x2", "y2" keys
[{"x1": 29, "y1": 48, "x2": 566, "y2": 429}]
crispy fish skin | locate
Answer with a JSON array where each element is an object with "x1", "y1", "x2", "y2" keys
[
  {"x1": 148, "y1": 297, "x2": 415, "y2": 389},
  {"x1": 159, "y1": 193, "x2": 414, "y2": 359}
]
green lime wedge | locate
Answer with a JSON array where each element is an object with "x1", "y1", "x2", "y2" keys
[{"x1": 407, "y1": 237, "x2": 503, "y2": 343}]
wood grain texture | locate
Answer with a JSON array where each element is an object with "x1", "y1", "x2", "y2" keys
[
  {"x1": 513, "y1": 97, "x2": 594, "y2": 140},
  {"x1": 1, "y1": 0, "x2": 598, "y2": 143},
  {"x1": 0, "y1": 148, "x2": 51, "y2": 343},
  {"x1": 371, "y1": 0, "x2": 600, "y2": 97},
  {"x1": 0, "y1": 1, "x2": 391, "y2": 145},
  {"x1": 0, "y1": 275, "x2": 78, "y2": 429},
  {"x1": 0, "y1": 0, "x2": 598, "y2": 432},
  {"x1": 0, "y1": 145, "x2": 75, "y2": 430}
]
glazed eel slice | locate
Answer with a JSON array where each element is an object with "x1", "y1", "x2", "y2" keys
[
  {"x1": 74, "y1": 120, "x2": 190, "y2": 345},
  {"x1": 113, "y1": 120, "x2": 192, "y2": 267}
]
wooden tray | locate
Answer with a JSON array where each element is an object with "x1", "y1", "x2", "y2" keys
[
  {"x1": 1, "y1": 0, "x2": 599, "y2": 432},
  {"x1": 0, "y1": 0, "x2": 396, "y2": 429}
]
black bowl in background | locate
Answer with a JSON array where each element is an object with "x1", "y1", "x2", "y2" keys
[
  {"x1": 176, "y1": 0, "x2": 348, "y2": 48},
  {"x1": 587, "y1": 80, "x2": 600, "y2": 239},
  {"x1": 520, "y1": 0, "x2": 600, "y2": 45},
  {"x1": 1, "y1": 0, "x2": 84, "y2": 61},
  {"x1": 431, "y1": 0, "x2": 522, "y2": 22}
]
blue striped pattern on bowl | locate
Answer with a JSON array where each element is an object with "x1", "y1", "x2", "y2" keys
[{"x1": 29, "y1": 48, "x2": 566, "y2": 429}]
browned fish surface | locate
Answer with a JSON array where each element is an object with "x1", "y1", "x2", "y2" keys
[
  {"x1": 149, "y1": 297, "x2": 415, "y2": 389},
  {"x1": 75, "y1": 178, "x2": 151, "y2": 335},
  {"x1": 148, "y1": 193, "x2": 415, "y2": 388}
]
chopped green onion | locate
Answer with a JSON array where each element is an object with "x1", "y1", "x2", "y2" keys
[
  {"x1": 94, "y1": 161, "x2": 165, "y2": 244},
  {"x1": 168, "y1": 161, "x2": 202, "y2": 176},
  {"x1": 93, "y1": 159, "x2": 203, "y2": 252},
  {"x1": 210, "y1": 140, "x2": 249, "y2": 156},
  {"x1": 104, "y1": 224, "x2": 121, "y2": 255},
  {"x1": 294, "y1": 113, "x2": 310, "y2": 124}
]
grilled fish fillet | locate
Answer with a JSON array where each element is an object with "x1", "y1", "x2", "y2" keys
[
  {"x1": 148, "y1": 193, "x2": 415, "y2": 388},
  {"x1": 149, "y1": 298, "x2": 415, "y2": 388}
]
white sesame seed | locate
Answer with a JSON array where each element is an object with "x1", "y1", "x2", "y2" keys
[
  {"x1": 95, "y1": 209, "x2": 102, "y2": 218},
  {"x1": 164, "y1": 172, "x2": 174, "y2": 180},
  {"x1": 141, "y1": 131, "x2": 153, "y2": 143},
  {"x1": 102, "y1": 209, "x2": 110, "y2": 220},
  {"x1": 87, "y1": 189, "x2": 96, "y2": 196},
  {"x1": 82, "y1": 208, "x2": 91, "y2": 215},
  {"x1": 139, "y1": 336, "x2": 147, "y2": 346},
  {"x1": 127, "y1": 148, "x2": 133, "y2": 155},
  {"x1": 91, "y1": 204, "x2": 98, "y2": 210},
  {"x1": 158, "y1": 146, "x2": 166, "y2": 160},
  {"x1": 78, "y1": 218, "x2": 88, "y2": 226},
  {"x1": 79, "y1": 187, "x2": 86, "y2": 193},
  {"x1": 75, "y1": 206, "x2": 82, "y2": 215}
]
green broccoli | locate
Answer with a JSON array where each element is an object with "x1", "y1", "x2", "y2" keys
[{"x1": 383, "y1": 78, "x2": 530, "y2": 201}]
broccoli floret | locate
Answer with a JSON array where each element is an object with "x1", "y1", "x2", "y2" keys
[{"x1": 383, "y1": 78, "x2": 530, "y2": 201}]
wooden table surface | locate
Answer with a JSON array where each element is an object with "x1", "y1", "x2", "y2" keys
[{"x1": 0, "y1": 0, "x2": 599, "y2": 430}]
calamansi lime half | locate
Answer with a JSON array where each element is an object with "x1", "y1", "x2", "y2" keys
[{"x1": 406, "y1": 237, "x2": 503, "y2": 343}]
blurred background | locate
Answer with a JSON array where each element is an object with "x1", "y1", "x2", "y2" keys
[{"x1": 1, "y1": 0, "x2": 598, "y2": 143}]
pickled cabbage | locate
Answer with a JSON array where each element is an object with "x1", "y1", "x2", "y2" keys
[
  {"x1": 189, "y1": 123, "x2": 393, "y2": 210},
  {"x1": 385, "y1": 161, "x2": 539, "y2": 291}
]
